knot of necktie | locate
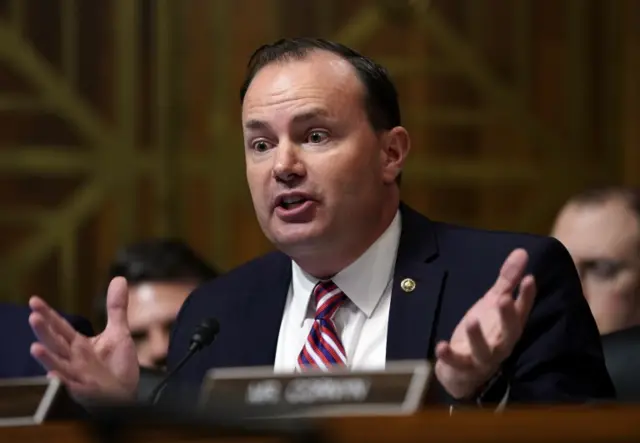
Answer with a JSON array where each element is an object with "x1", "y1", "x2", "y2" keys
[{"x1": 313, "y1": 280, "x2": 346, "y2": 321}]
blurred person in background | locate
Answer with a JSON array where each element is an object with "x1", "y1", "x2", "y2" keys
[
  {"x1": 552, "y1": 186, "x2": 640, "y2": 401},
  {"x1": 551, "y1": 187, "x2": 640, "y2": 335},
  {"x1": 95, "y1": 239, "x2": 218, "y2": 371}
]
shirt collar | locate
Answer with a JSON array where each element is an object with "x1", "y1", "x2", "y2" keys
[{"x1": 290, "y1": 210, "x2": 402, "y2": 325}]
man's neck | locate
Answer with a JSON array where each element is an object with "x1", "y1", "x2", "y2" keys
[{"x1": 291, "y1": 201, "x2": 400, "y2": 279}]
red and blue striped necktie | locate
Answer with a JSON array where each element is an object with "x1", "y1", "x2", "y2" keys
[{"x1": 297, "y1": 280, "x2": 348, "y2": 371}]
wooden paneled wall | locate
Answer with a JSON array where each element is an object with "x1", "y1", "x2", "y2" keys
[
  {"x1": 622, "y1": 0, "x2": 639, "y2": 186},
  {"x1": 0, "y1": 0, "x2": 636, "y2": 320}
]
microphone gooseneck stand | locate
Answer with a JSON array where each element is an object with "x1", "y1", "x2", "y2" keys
[{"x1": 89, "y1": 316, "x2": 325, "y2": 443}]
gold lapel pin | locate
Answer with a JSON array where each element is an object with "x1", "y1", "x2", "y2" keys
[{"x1": 400, "y1": 278, "x2": 416, "y2": 293}]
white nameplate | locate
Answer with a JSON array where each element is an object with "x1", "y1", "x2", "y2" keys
[
  {"x1": 0, "y1": 377, "x2": 62, "y2": 427},
  {"x1": 199, "y1": 360, "x2": 431, "y2": 418}
]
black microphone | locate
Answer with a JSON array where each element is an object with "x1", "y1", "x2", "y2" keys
[{"x1": 148, "y1": 318, "x2": 220, "y2": 405}]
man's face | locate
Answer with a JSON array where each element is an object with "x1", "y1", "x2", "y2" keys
[
  {"x1": 241, "y1": 51, "x2": 404, "y2": 264},
  {"x1": 551, "y1": 198, "x2": 640, "y2": 334},
  {"x1": 127, "y1": 282, "x2": 196, "y2": 369}
]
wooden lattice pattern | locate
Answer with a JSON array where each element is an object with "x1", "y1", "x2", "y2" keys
[{"x1": 0, "y1": 0, "x2": 633, "y2": 317}]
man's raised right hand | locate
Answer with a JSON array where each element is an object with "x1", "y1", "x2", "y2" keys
[{"x1": 29, "y1": 277, "x2": 139, "y2": 402}]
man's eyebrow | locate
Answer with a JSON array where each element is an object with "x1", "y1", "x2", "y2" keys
[
  {"x1": 244, "y1": 119, "x2": 270, "y2": 131},
  {"x1": 290, "y1": 108, "x2": 333, "y2": 124}
]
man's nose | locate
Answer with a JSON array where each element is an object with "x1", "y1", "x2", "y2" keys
[{"x1": 272, "y1": 141, "x2": 305, "y2": 183}]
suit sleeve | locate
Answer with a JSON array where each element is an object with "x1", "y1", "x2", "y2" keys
[
  {"x1": 166, "y1": 287, "x2": 196, "y2": 371},
  {"x1": 504, "y1": 237, "x2": 616, "y2": 402},
  {"x1": 156, "y1": 287, "x2": 199, "y2": 406}
]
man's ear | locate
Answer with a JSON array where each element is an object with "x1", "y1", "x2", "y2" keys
[{"x1": 381, "y1": 126, "x2": 411, "y2": 184}]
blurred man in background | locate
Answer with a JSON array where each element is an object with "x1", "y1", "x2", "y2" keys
[
  {"x1": 551, "y1": 187, "x2": 640, "y2": 335},
  {"x1": 552, "y1": 186, "x2": 640, "y2": 401},
  {"x1": 96, "y1": 239, "x2": 218, "y2": 370}
]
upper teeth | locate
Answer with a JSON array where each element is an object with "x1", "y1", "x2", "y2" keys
[{"x1": 282, "y1": 196, "x2": 304, "y2": 204}]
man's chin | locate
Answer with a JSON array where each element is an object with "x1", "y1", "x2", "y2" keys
[{"x1": 269, "y1": 225, "x2": 325, "y2": 252}]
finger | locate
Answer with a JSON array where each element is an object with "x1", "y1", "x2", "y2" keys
[
  {"x1": 47, "y1": 370, "x2": 75, "y2": 386},
  {"x1": 514, "y1": 274, "x2": 537, "y2": 324},
  {"x1": 47, "y1": 371, "x2": 87, "y2": 398},
  {"x1": 495, "y1": 297, "x2": 523, "y2": 352},
  {"x1": 29, "y1": 312, "x2": 71, "y2": 359},
  {"x1": 466, "y1": 321, "x2": 492, "y2": 364},
  {"x1": 491, "y1": 248, "x2": 529, "y2": 296},
  {"x1": 30, "y1": 343, "x2": 82, "y2": 384},
  {"x1": 29, "y1": 296, "x2": 78, "y2": 344},
  {"x1": 105, "y1": 277, "x2": 130, "y2": 331},
  {"x1": 435, "y1": 341, "x2": 474, "y2": 370}
]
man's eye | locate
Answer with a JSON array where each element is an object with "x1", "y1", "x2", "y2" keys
[
  {"x1": 583, "y1": 259, "x2": 624, "y2": 279},
  {"x1": 307, "y1": 131, "x2": 328, "y2": 144},
  {"x1": 252, "y1": 140, "x2": 271, "y2": 152}
]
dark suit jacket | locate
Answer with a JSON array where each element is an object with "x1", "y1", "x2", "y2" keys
[
  {"x1": 601, "y1": 326, "x2": 640, "y2": 401},
  {"x1": 166, "y1": 204, "x2": 614, "y2": 404},
  {"x1": 0, "y1": 303, "x2": 94, "y2": 379}
]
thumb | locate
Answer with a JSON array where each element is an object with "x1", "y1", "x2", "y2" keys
[{"x1": 105, "y1": 277, "x2": 130, "y2": 331}]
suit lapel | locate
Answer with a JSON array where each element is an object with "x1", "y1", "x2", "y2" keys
[
  {"x1": 242, "y1": 252, "x2": 292, "y2": 366},
  {"x1": 240, "y1": 204, "x2": 447, "y2": 367},
  {"x1": 387, "y1": 204, "x2": 447, "y2": 362}
]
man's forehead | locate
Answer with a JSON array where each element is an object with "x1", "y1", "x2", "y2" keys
[
  {"x1": 129, "y1": 282, "x2": 195, "y2": 303},
  {"x1": 554, "y1": 201, "x2": 640, "y2": 257},
  {"x1": 242, "y1": 52, "x2": 362, "y2": 112},
  {"x1": 562, "y1": 200, "x2": 639, "y2": 229}
]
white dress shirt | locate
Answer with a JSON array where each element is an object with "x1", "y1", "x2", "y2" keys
[{"x1": 274, "y1": 211, "x2": 402, "y2": 373}]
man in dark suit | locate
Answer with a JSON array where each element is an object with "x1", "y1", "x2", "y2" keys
[
  {"x1": 0, "y1": 302, "x2": 93, "y2": 379},
  {"x1": 27, "y1": 38, "x2": 614, "y2": 405},
  {"x1": 95, "y1": 239, "x2": 219, "y2": 371}
]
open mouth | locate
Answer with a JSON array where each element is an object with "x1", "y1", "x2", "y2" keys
[{"x1": 278, "y1": 196, "x2": 309, "y2": 210}]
